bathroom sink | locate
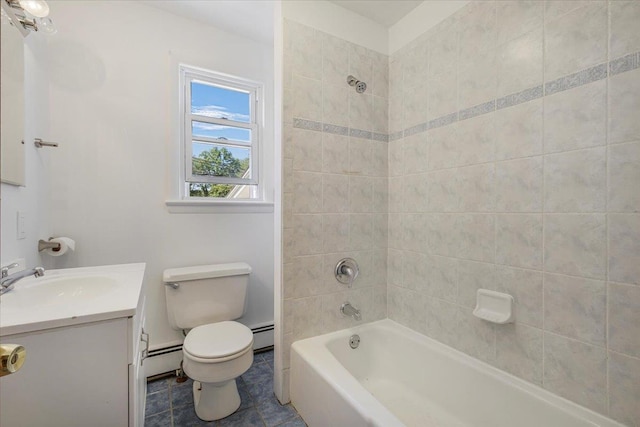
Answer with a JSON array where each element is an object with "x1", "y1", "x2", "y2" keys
[
  {"x1": 0, "y1": 263, "x2": 145, "y2": 336},
  {"x1": 1, "y1": 275, "x2": 120, "y2": 309}
]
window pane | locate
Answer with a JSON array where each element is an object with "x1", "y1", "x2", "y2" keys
[
  {"x1": 191, "y1": 81, "x2": 250, "y2": 123},
  {"x1": 192, "y1": 142, "x2": 250, "y2": 179},
  {"x1": 189, "y1": 183, "x2": 258, "y2": 199},
  {"x1": 192, "y1": 121, "x2": 251, "y2": 142}
]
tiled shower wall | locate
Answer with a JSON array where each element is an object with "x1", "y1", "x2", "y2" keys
[
  {"x1": 386, "y1": 1, "x2": 640, "y2": 425},
  {"x1": 281, "y1": 20, "x2": 389, "y2": 394}
]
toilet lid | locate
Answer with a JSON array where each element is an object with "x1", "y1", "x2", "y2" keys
[{"x1": 184, "y1": 321, "x2": 253, "y2": 359}]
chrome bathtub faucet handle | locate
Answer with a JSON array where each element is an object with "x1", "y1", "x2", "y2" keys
[{"x1": 335, "y1": 258, "x2": 359, "y2": 287}]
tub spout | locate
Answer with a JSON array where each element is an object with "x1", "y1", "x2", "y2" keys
[{"x1": 341, "y1": 302, "x2": 361, "y2": 321}]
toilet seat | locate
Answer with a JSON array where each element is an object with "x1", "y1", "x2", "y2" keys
[{"x1": 183, "y1": 321, "x2": 253, "y2": 361}]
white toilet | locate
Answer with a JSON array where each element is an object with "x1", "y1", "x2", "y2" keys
[{"x1": 163, "y1": 262, "x2": 254, "y2": 421}]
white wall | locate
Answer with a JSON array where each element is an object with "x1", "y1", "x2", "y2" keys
[
  {"x1": 388, "y1": 1, "x2": 468, "y2": 54},
  {"x1": 282, "y1": 0, "x2": 388, "y2": 54},
  {"x1": 282, "y1": 0, "x2": 469, "y2": 56},
  {"x1": 43, "y1": 1, "x2": 275, "y2": 363},
  {"x1": 1, "y1": 34, "x2": 51, "y2": 269}
]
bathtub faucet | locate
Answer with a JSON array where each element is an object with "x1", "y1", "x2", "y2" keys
[{"x1": 341, "y1": 302, "x2": 361, "y2": 321}]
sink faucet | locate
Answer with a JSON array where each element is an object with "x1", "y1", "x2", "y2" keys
[
  {"x1": 341, "y1": 302, "x2": 362, "y2": 321},
  {"x1": 1, "y1": 265, "x2": 45, "y2": 295}
]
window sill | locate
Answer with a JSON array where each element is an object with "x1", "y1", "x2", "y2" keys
[{"x1": 165, "y1": 199, "x2": 274, "y2": 214}]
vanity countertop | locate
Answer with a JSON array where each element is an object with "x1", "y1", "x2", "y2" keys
[{"x1": 0, "y1": 263, "x2": 146, "y2": 336}]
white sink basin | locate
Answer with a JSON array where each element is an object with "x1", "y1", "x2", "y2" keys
[
  {"x1": 0, "y1": 263, "x2": 145, "y2": 336},
  {"x1": 2, "y1": 275, "x2": 120, "y2": 309}
]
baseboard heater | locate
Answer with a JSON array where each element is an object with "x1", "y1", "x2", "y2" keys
[{"x1": 147, "y1": 323, "x2": 274, "y2": 359}]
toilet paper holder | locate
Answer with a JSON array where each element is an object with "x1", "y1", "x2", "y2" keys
[{"x1": 38, "y1": 238, "x2": 61, "y2": 252}]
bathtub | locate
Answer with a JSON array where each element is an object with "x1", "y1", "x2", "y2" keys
[{"x1": 290, "y1": 319, "x2": 623, "y2": 427}]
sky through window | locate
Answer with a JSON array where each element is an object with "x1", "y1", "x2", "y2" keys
[{"x1": 190, "y1": 82, "x2": 251, "y2": 160}]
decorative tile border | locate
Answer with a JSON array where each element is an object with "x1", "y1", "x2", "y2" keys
[
  {"x1": 427, "y1": 112, "x2": 458, "y2": 130},
  {"x1": 389, "y1": 131, "x2": 403, "y2": 142},
  {"x1": 372, "y1": 132, "x2": 389, "y2": 142},
  {"x1": 293, "y1": 50, "x2": 640, "y2": 144},
  {"x1": 497, "y1": 85, "x2": 543, "y2": 110},
  {"x1": 349, "y1": 128, "x2": 372, "y2": 139},
  {"x1": 293, "y1": 118, "x2": 385, "y2": 142},
  {"x1": 293, "y1": 118, "x2": 322, "y2": 132},
  {"x1": 323, "y1": 123, "x2": 348, "y2": 136},
  {"x1": 610, "y1": 51, "x2": 640, "y2": 76},
  {"x1": 459, "y1": 100, "x2": 496, "y2": 121},
  {"x1": 544, "y1": 63, "x2": 607, "y2": 96},
  {"x1": 404, "y1": 122, "x2": 428, "y2": 137}
]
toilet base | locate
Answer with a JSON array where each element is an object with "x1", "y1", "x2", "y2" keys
[{"x1": 192, "y1": 379, "x2": 241, "y2": 421}]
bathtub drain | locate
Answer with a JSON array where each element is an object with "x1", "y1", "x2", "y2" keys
[{"x1": 349, "y1": 334, "x2": 360, "y2": 349}]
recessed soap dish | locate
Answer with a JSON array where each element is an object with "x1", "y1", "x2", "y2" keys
[{"x1": 473, "y1": 289, "x2": 514, "y2": 324}]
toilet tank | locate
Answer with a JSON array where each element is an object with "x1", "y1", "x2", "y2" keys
[{"x1": 163, "y1": 262, "x2": 252, "y2": 330}]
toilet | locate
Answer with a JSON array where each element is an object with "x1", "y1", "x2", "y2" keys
[{"x1": 163, "y1": 262, "x2": 254, "y2": 421}]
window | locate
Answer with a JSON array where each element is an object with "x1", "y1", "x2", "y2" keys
[{"x1": 180, "y1": 65, "x2": 262, "y2": 201}]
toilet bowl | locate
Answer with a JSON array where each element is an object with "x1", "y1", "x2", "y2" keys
[
  {"x1": 163, "y1": 262, "x2": 254, "y2": 421},
  {"x1": 182, "y1": 321, "x2": 254, "y2": 421}
]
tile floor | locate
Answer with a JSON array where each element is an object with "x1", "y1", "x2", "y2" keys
[{"x1": 144, "y1": 350, "x2": 306, "y2": 427}]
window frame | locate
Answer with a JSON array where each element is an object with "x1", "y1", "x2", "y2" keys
[{"x1": 179, "y1": 64, "x2": 263, "y2": 200}]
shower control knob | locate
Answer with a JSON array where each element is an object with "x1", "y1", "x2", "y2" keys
[{"x1": 335, "y1": 258, "x2": 359, "y2": 286}]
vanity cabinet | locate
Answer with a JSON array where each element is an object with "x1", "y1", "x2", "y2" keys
[
  {"x1": 0, "y1": 299, "x2": 147, "y2": 427},
  {"x1": 130, "y1": 301, "x2": 148, "y2": 427}
]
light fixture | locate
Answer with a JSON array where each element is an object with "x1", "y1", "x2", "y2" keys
[
  {"x1": 1, "y1": 0, "x2": 54, "y2": 35},
  {"x1": 36, "y1": 16, "x2": 54, "y2": 33},
  {"x1": 18, "y1": 0, "x2": 47, "y2": 17}
]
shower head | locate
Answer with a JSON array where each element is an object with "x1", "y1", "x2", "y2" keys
[{"x1": 347, "y1": 75, "x2": 367, "y2": 93}]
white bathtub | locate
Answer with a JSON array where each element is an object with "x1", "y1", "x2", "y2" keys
[{"x1": 291, "y1": 319, "x2": 623, "y2": 427}]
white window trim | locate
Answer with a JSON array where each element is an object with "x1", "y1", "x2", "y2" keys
[
  {"x1": 165, "y1": 199, "x2": 273, "y2": 214},
  {"x1": 167, "y1": 64, "x2": 271, "y2": 213}
]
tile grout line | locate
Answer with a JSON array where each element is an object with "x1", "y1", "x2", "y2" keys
[
  {"x1": 491, "y1": 3, "x2": 498, "y2": 366},
  {"x1": 541, "y1": 0, "x2": 547, "y2": 392},
  {"x1": 604, "y1": 1, "x2": 611, "y2": 417},
  {"x1": 169, "y1": 380, "x2": 175, "y2": 427}
]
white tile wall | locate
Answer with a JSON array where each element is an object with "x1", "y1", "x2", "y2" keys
[
  {"x1": 609, "y1": 68, "x2": 640, "y2": 144},
  {"x1": 282, "y1": 2, "x2": 640, "y2": 423},
  {"x1": 544, "y1": 1, "x2": 607, "y2": 81},
  {"x1": 609, "y1": 1, "x2": 640, "y2": 59},
  {"x1": 495, "y1": 99, "x2": 543, "y2": 160},
  {"x1": 543, "y1": 331, "x2": 608, "y2": 414},
  {"x1": 384, "y1": 1, "x2": 640, "y2": 423},
  {"x1": 609, "y1": 351, "x2": 640, "y2": 426},
  {"x1": 497, "y1": 28, "x2": 543, "y2": 97},
  {"x1": 543, "y1": 80, "x2": 607, "y2": 153},
  {"x1": 282, "y1": 19, "x2": 389, "y2": 359}
]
